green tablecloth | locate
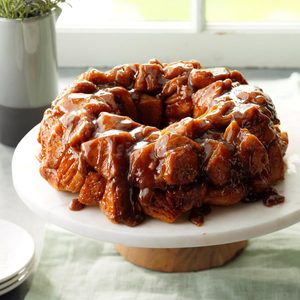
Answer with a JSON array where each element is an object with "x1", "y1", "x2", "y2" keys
[{"x1": 25, "y1": 223, "x2": 300, "y2": 300}]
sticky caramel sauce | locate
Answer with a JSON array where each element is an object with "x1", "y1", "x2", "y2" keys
[
  {"x1": 69, "y1": 198, "x2": 85, "y2": 211},
  {"x1": 242, "y1": 188, "x2": 285, "y2": 207},
  {"x1": 189, "y1": 205, "x2": 212, "y2": 227}
]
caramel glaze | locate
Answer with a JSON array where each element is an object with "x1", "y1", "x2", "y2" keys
[
  {"x1": 38, "y1": 60, "x2": 288, "y2": 226},
  {"x1": 69, "y1": 198, "x2": 85, "y2": 211}
]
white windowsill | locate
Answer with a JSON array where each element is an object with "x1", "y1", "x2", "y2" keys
[{"x1": 56, "y1": 29, "x2": 300, "y2": 68}]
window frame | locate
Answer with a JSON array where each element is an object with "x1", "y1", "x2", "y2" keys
[{"x1": 56, "y1": 0, "x2": 300, "y2": 68}]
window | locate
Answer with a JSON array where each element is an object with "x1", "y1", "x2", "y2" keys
[
  {"x1": 207, "y1": 0, "x2": 300, "y2": 23},
  {"x1": 58, "y1": 0, "x2": 193, "y2": 30},
  {"x1": 56, "y1": 0, "x2": 300, "y2": 67}
]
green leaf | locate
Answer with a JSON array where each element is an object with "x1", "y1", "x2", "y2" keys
[{"x1": 0, "y1": 0, "x2": 67, "y2": 19}]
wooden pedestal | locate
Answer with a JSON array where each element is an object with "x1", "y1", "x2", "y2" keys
[{"x1": 115, "y1": 241, "x2": 247, "y2": 272}]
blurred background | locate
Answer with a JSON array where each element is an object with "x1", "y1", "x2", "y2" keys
[
  {"x1": 56, "y1": 0, "x2": 300, "y2": 67},
  {"x1": 58, "y1": 0, "x2": 300, "y2": 25}
]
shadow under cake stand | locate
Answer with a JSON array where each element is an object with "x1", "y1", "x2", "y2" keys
[{"x1": 12, "y1": 125, "x2": 300, "y2": 272}]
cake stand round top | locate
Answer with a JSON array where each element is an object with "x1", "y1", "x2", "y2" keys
[{"x1": 12, "y1": 125, "x2": 300, "y2": 248}]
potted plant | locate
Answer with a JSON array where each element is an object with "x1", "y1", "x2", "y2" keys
[{"x1": 0, "y1": 0, "x2": 65, "y2": 146}]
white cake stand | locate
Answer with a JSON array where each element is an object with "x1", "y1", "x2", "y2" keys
[{"x1": 12, "y1": 125, "x2": 300, "y2": 272}]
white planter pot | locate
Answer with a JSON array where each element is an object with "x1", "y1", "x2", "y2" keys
[{"x1": 0, "y1": 9, "x2": 60, "y2": 146}]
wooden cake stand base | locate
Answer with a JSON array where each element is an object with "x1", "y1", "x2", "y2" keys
[{"x1": 115, "y1": 240, "x2": 247, "y2": 272}]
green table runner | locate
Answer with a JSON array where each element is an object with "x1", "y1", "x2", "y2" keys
[{"x1": 26, "y1": 223, "x2": 300, "y2": 300}]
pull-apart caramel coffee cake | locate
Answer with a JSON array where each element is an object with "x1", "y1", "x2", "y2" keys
[{"x1": 38, "y1": 60, "x2": 288, "y2": 226}]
